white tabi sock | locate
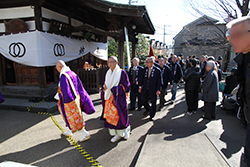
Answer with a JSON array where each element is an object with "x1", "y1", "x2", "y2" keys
[
  {"x1": 63, "y1": 129, "x2": 73, "y2": 137},
  {"x1": 79, "y1": 128, "x2": 90, "y2": 142}
]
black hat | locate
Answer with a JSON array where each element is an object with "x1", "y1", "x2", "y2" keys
[
  {"x1": 218, "y1": 56, "x2": 223, "y2": 60},
  {"x1": 208, "y1": 56, "x2": 215, "y2": 61}
]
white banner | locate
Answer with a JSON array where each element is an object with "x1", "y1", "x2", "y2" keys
[{"x1": 0, "y1": 30, "x2": 108, "y2": 67}]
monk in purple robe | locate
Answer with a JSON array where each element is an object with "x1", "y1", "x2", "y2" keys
[
  {"x1": 55, "y1": 60, "x2": 95, "y2": 142},
  {"x1": 101, "y1": 56, "x2": 131, "y2": 143},
  {"x1": 0, "y1": 92, "x2": 5, "y2": 104}
]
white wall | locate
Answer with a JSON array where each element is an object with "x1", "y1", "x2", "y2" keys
[
  {"x1": 41, "y1": 7, "x2": 83, "y2": 31},
  {"x1": 0, "y1": 6, "x2": 35, "y2": 33},
  {"x1": 41, "y1": 7, "x2": 68, "y2": 23},
  {"x1": 0, "y1": 6, "x2": 84, "y2": 33},
  {"x1": 71, "y1": 18, "x2": 83, "y2": 27},
  {"x1": 0, "y1": 6, "x2": 34, "y2": 20}
]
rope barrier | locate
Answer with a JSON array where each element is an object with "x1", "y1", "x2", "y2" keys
[
  {"x1": 27, "y1": 100, "x2": 102, "y2": 167},
  {"x1": 27, "y1": 99, "x2": 45, "y2": 112}
]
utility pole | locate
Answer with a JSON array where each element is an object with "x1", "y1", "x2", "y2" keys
[
  {"x1": 163, "y1": 25, "x2": 165, "y2": 44},
  {"x1": 129, "y1": 0, "x2": 131, "y2": 5},
  {"x1": 163, "y1": 24, "x2": 172, "y2": 44}
]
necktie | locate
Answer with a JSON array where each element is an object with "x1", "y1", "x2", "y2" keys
[
  {"x1": 132, "y1": 68, "x2": 136, "y2": 83},
  {"x1": 148, "y1": 68, "x2": 152, "y2": 78}
]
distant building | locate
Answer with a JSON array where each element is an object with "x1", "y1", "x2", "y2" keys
[
  {"x1": 173, "y1": 15, "x2": 230, "y2": 69},
  {"x1": 150, "y1": 39, "x2": 168, "y2": 57}
]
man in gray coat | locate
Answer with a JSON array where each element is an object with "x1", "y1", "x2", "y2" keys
[{"x1": 202, "y1": 61, "x2": 219, "y2": 120}]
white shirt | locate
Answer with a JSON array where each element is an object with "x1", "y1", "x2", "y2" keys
[{"x1": 133, "y1": 65, "x2": 138, "y2": 71}]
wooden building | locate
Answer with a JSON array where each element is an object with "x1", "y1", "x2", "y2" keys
[{"x1": 0, "y1": 0, "x2": 155, "y2": 98}]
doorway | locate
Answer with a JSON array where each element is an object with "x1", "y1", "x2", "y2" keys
[{"x1": 5, "y1": 59, "x2": 16, "y2": 85}]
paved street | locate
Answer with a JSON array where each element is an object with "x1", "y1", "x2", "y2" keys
[{"x1": 0, "y1": 86, "x2": 246, "y2": 167}]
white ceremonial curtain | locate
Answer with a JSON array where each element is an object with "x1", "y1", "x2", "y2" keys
[{"x1": 0, "y1": 30, "x2": 108, "y2": 67}]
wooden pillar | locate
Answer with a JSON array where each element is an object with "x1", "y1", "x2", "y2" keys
[
  {"x1": 34, "y1": 0, "x2": 43, "y2": 31},
  {"x1": 132, "y1": 41, "x2": 136, "y2": 58},
  {"x1": 39, "y1": 68, "x2": 46, "y2": 88},
  {"x1": 118, "y1": 38, "x2": 124, "y2": 69},
  {"x1": 34, "y1": 0, "x2": 46, "y2": 89},
  {"x1": 68, "y1": 14, "x2": 71, "y2": 37}
]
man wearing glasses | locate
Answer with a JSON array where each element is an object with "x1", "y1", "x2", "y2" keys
[
  {"x1": 101, "y1": 56, "x2": 131, "y2": 143},
  {"x1": 139, "y1": 56, "x2": 161, "y2": 121},
  {"x1": 227, "y1": 16, "x2": 250, "y2": 166},
  {"x1": 128, "y1": 57, "x2": 144, "y2": 111}
]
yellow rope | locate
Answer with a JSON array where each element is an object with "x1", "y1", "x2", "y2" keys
[
  {"x1": 27, "y1": 99, "x2": 45, "y2": 112},
  {"x1": 38, "y1": 112, "x2": 103, "y2": 167},
  {"x1": 27, "y1": 100, "x2": 102, "y2": 167}
]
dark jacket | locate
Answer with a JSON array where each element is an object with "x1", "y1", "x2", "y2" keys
[
  {"x1": 154, "y1": 62, "x2": 160, "y2": 68},
  {"x1": 186, "y1": 59, "x2": 191, "y2": 69},
  {"x1": 202, "y1": 70, "x2": 219, "y2": 102},
  {"x1": 179, "y1": 59, "x2": 185, "y2": 70},
  {"x1": 139, "y1": 65, "x2": 162, "y2": 95},
  {"x1": 224, "y1": 75, "x2": 238, "y2": 95},
  {"x1": 169, "y1": 62, "x2": 183, "y2": 83},
  {"x1": 218, "y1": 68, "x2": 222, "y2": 81},
  {"x1": 184, "y1": 66, "x2": 201, "y2": 91},
  {"x1": 234, "y1": 52, "x2": 250, "y2": 123},
  {"x1": 160, "y1": 65, "x2": 174, "y2": 89},
  {"x1": 200, "y1": 61, "x2": 207, "y2": 80},
  {"x1": 128, "y1": 65, "x2": 144, "y2": 85}
]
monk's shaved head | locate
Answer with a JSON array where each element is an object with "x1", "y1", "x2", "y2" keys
[
  {"x1": 56, "y1": 60, "x2": 66, "y2": 73},
  {"x1": 56, "y1": 60, "x2": 66, "y2": 68}
]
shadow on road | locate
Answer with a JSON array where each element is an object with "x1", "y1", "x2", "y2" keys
[
  {"x1": 148, "y1": 96, "x2": 208, "y2": 141},
  {"x1": 0, "y1": 137, "x2": 70, "y2": 165},
  {"x1": 0, "y1": 110, "x2": 49, "y2": 144},
  {"x1": 219, "y1": 108, "x2": 246, "y2": 159}
]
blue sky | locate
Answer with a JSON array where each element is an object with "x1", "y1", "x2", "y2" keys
[{"x1": 106, "y1": 0, "x2": 198, "y2": 45}]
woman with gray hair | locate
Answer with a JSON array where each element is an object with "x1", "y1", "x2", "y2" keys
[{"x1": 201, "y1": 60, "x2": 219, "y2": 120}]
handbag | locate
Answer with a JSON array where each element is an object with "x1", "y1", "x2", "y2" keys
[{"x1": 58, "y1": 73, "x2": 84, "y2": 132}]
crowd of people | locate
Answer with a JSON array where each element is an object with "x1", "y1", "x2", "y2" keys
[
  {"x1": 128, "y1": 53, "x2": 223, "y2": 120},
  {"x1": 53, "y1": 44, "x2": 233, "y2": 144},
  {"x1": 52, "y1": 16, "x2": 250, "y2": 166}
]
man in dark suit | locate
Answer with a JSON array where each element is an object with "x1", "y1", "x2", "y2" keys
[
  {"x1": 158, "y1": 58, "x2": 174, "y2": 111},
  {"x1": 200, "y1": 55, "x2": 207, "y2": 80},
  {"x1": 128, "y1": 57, "x2": 144, "y2": 111},
  {"x1": 139, "y1": 56, "x2": 161, "y2": 121},
  {"x1": 169, "y1": 55, "x2": 183, "y2": 103},
  {"x1": 168, "y1": 54, "x2": 173, "y2": 64},
  {"x1": 178, "y1": 54, "x2": 185, "y2": 71},
  {"x1": 186, "y1": 56, "x2": 192, "y2": 70}
]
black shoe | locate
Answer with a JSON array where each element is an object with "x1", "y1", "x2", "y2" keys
[
  {"x1": 149, "y1": 117, "x2": 154, "y2": 121},
  {"x1": 129, "y1": 107, "x2": 135, "y2": 111},
  {"x1": 201, "y1": 115, "x2": 211, "y2": 120},
  {"x1": 137, "y1": 108, "x2": 142, "y2": 111},
  {"x1": 158, "y1": 107, "x2": 162, "y2": 111},
  {"x1": 143, "y1": 111, "x2": 150, "y2": 116}
]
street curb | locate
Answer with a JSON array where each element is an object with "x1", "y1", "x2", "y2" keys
[
  {"x1": 134, "y1": 132, "x2": 150, "y2": 167},
  {"x1": 204, "y1": 133, "x2": 231, "y2": 167}
]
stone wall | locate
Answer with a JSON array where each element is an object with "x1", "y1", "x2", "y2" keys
[{"x1": 174, "y1": 16, "x2": 227, "y2": 60}]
